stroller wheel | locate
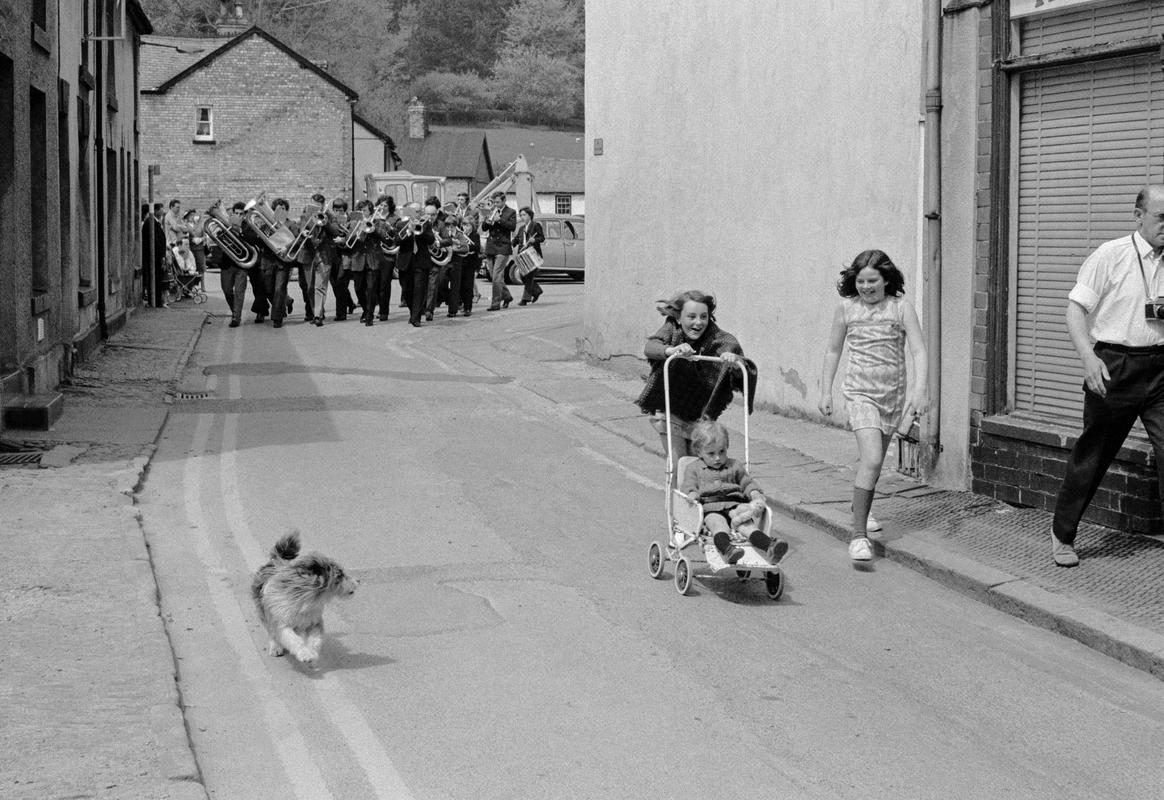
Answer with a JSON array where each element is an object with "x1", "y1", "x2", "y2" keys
[
  {"x1": 647, "y1": 541, "x2": 666, "y2": 580},
  {"x1": 736, "y1": 570, "x2": 751, "y2": 582},
  {"x1": 765, "y1": 570, "x2": 785, "y2": 601},
  {"x1": 194, "y1": 292, "x2": 207, "y2": 304},
  {"x1": 674, "y1": 556, "x2": 693, "y2": 596}
]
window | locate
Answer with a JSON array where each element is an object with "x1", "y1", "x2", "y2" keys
[
  {"x1": 564, "y1": 220, "x2": 583, "y2": 240},
  {"x1": 554, "y1": 195, "x2": 572, "y2": 215},
  {"x1": 194, "y1": 106, "x2": 213, "y2": 141},
  {"x1": 544, "y1": 220, "x2": 561, "y2": 239}
]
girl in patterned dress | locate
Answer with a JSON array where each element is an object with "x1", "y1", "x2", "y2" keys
[{"x1": 818, "y1": 250, "x2": 929, "y2": 562}]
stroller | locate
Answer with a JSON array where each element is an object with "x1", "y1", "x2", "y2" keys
[
  {"x1": 646, "y1": 353, "x2": 786, "y2": 599},
  {"x1": 164, "y1": 247, "x2": 208, "y2": 304}
]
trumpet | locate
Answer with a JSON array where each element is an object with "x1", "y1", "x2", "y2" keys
[
  {"x1": 204, "y1": 200, "x2": 259, "y2": 269},
  {"x1": 450, "y1": 226, "x2": 472, "y2": 255}
]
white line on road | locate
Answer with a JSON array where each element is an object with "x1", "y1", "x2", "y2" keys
[
  {"x1": 216, "y1": 325, "x2": 416, "y2": 799},
  {"x1": 574, "y1": 445, "x2": 665, "y2": 491}
]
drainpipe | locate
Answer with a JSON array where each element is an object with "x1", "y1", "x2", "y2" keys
[{"x1": 920, "y1": 0, "x2": 943, "y2": 478}]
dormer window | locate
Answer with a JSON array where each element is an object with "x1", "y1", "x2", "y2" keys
[{"x1": 194, "y1": 106, "x2": 213, "y2": 142}]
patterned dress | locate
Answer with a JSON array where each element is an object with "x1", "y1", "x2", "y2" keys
[{"x1": 841, "y1": 296, "x2": 907, "y2": 434}]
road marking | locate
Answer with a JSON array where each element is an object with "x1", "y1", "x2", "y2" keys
[
  {"x1": 575, "y1": 445, "x2": 664, "y2": 491},
  {"x1": 215, "y1": 326, "x2": 416, "y2": 800},
  {"x1": 185, "y1": 411, "x2": 334, "y2": 800}
]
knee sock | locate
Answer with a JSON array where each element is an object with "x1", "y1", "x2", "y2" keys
[
  {"x1": 748, "y1": 531, "x2": 772, "y2": 550},
  {"x1": 852, "y1": 486, "x2": 875, "y2": 539},
  {"x1": 713, "y1": 532, "x2": 732, "y2": 553}
]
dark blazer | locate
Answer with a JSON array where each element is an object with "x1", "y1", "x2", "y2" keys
[
  {"x1": 512, "y1": 220, "x2": 545, "y2": 257},
  {"x1": 482, "y1": 205, "x2": 517, "y2": 256}
]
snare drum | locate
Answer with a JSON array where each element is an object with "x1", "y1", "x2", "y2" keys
[{"x1": 513, "y1": 249, "x2": 543, "y2": 278}]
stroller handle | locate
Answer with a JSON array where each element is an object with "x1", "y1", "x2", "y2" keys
[{"x1": 661, "y1": 353, "x2": 752, "y2": 488}]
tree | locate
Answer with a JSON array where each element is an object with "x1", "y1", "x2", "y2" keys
[
  {"x1": 403, "y1": 0, "x2": 518, "y2": 80},
  {"x1": 410, "y1": 71, "x2": 496, "y2": 115},
  {"x1": 499, "y1": 0, "x2": 583, "y2": 68},
  {"x1": 491, "y1": 49, "x2": 581, "y2": 125}
]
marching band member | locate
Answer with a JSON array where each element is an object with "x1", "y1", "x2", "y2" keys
[
  {"x1": 328, "y1": 197, "x2": 357, "y2": 322},
  {"x1": 396, "y1": 202, "x2": 422, "y2": 319},
  {"x1": 308, "y1": 196, "x2": 348, "y2": 326},
  {"x1": 239, "y1": 207, "x2": 273, "y2": 324},
  {"x1": 216, "y1": 201, "x2": 251, "y2": 328},
  {"x1": 293, "y1": 194, "x2": 326, "y2": 323},
  {"x1": 347, "y1": 199, "x2": 382, "y2": 326},
  {"x1": 447, "y1": 215, "x2": 481, "y2": 317},
  {"x1": 408, "y1": 202, "x2": 440, "y2": 327},
  {"x1": 481, "y1": 191, "x2": 517, "y2": 310},
  {"x1": 513, "y1": 206, "x2": 545, "y2": 306},
  {"x1": 262, "y1": 197, "x2": 295, "y2": 328},
  {"x1": 374, "y1": 195, "x2": 398, "y2": 321}
]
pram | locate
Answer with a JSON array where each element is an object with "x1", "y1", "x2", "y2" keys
[
  {"x1": 164, "y1": 248, "x2": 208, "y2": 304},
  {"x1": 646, "y1": 354, "x2": 785, "y2": 599}
]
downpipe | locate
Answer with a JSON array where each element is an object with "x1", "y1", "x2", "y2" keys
[{"x1": 920, "y1": 0, "x2": 943, "y2": 479}]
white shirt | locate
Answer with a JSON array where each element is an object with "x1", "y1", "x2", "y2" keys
[{"x1": 1068, "y1": 230, "x2": 1164, "y2": 347}]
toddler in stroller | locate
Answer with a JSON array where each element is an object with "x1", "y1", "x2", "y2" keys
[{"x1": 681, "y1": 420, "x2": 788, "y2": 565}]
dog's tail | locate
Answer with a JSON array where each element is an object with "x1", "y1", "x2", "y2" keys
[{"x1": 271, "y1": 531, "x2": 301, "y2": 562}]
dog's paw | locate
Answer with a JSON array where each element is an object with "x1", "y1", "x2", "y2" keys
[
  {"x1": 267, "y1": 640, "x2": 286, "y2": 657},
  {"x1": 294, "y1": 647, "x2": 317, "y2": 663}
]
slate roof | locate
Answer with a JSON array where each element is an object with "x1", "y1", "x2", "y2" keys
[
  {"x1": 394, "y1": 130, "x2": 491, "y2": 179},
  {"x1": 140, "y1": 26, "x2": 357, "y2": 99},
  {"x1": 529, "y1": 157, "x2": 584, "y2": 193}
]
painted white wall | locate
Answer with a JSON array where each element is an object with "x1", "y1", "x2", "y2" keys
[
  {"x1": 584, "y1": 1, "x2": 978, "y2": 488},
  {"x1": 353, "y1": 120, "x2": 385, "y2": 202}
]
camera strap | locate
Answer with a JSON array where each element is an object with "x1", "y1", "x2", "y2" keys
[{"x1": 1133, "y1": 234, "x2": 1157, "y2": 300}]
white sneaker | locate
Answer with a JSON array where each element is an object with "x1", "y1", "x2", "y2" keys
[
  {"x1": 848, "y1": 537, "x2": 873, "y2": 561},
  {"x1": 866, "y1": 514, "x2": 883, "y2": 532}
]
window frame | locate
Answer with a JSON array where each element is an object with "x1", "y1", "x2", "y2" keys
[
  {"x1": 194, "y1": 106, "x2": 214, "y2": 142},
  {"x1": 554, "y1": 194, "x2": 572, "y2": 215}
]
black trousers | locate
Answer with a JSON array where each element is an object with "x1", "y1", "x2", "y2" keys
[
  {"x1": 249, "y1": 266, "x2": 270, "y2": 316},
  {"x1": 376, "y1": 258, "x2": 395, "y2": 317},
  {"x1": 411, "y1": 265, "x2": 438, "y2": 323},
  {"x1": 448, "y1": 257, "x2": 476, "y2": 314},
  {"x1": 351, "y1": 268, "x2": 380, "y2": 319},
  {"x1": 261, "y1": 264, "x2": 292, "y2": 324},
  {"x1": 1052, "y1": 343, "x2": 1164, "y2": 543},
  {"x1": 296, "y1": 264, "x2": 314, "y2": 319}
]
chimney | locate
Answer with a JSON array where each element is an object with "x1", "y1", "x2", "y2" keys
[
  {"x1": 407, "y1": 97, "x2": 428, "y2": 140},
  {"x1": 215, "y1": 1, "x2": 250, "y2": 36}
]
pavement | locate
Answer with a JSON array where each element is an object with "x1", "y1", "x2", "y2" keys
[{"x1": 3, "y1": 293, "x2": 1164, "y2": 797}]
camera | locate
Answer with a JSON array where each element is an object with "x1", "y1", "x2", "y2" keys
[{"x1": 1147, "y1": 298, "x2": 1164, "y2": 320}]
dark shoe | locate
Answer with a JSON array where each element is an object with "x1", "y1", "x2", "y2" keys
[
  {"x1": 255, "y1": 314, "x2": 265, "y2": 323},
  {"x1": 335, "y1": 314, "x2": 346, "y2": 322},
  {"x1": 313, "y1": 317, "x2": 324, "y2": 327},
  {"x1": 1052, "y1": 531, "x2": 1079, "y2": 567},
  {"x1": 518, "y1": 299, "x2": 528, "y2": 306},
  {"x1": 766, "y1": 538, "x2": 789, "y2": 564},
  {"x1": 409, "y1": 320, "x2": 422, "y2": 327},
  {"x1": 532, "y1": 291, "x2": 542, "y2": 303},
  {"x1": 502, "y1": 299, "x2": 511, "y2": 309},
  {"x1": 722, "y1": 545, "x2": 744, "y2": 566},
  {"x1": 347, "y1": 302, "x2": 357, "y2": 314},
  {"x1": 425, "y1": 312, "x2": 434, "y2": 321},
  {"x1": 486, "y1": 305, "x2": 501, "y2": 311},
  {"x1": 286, "y1": 299, "x2": 293, "y2": 314},
  {"x1": 364, "y1": 318, "x2": 373, "y2": 327},
  {"x1": 378, "y1": 314, "x2": 389, "y2": 321},
  {"x1": 304, "y1": 313, "x2": 314, "y2": 323},
  {"x1": 273, "y1": 320, "x2": 283, "y2": 329},
  {"x1": 463, "y1": 310, "x2": 472, "y2": 317},
  {"x1": 229, "y1": 319, "x2": 240, "y2": 328}
]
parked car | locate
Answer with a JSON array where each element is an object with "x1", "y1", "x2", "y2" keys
[{"x1": 478, "y1": 214, "x2": 585, "y2": 282}]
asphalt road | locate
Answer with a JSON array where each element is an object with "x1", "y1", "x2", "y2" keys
[{"x1": 138, "y1": 280, "x2": 1164, "y2": 799}]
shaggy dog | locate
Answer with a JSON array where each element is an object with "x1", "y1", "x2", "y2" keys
[{"x1": 251, "y1": 532, "x2": 358, "y2": 664}]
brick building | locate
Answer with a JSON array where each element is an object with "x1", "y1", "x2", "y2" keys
[
  {"x1": 0, "y1": 0, "x2": 151, "y2": 432},
  {"x1": 138, "y1": 17, "x2": 358, "y2": 214}
]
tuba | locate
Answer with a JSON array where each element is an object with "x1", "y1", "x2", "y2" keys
[
  {"x1": 285, "y1": 202, "x2": 324, "y2": 261},
  {"x1": 378, "y1": 216, "x2": 408, "y2": 257},
  {"x1": 204, "y1": 200, "x2": 259, "y2": 269},
  {"x1": 429, "y1": 220, "x2": 454, "y2": 266},
  {"x1": 242, "y1": 192, "x2": 297, "y2": 262}
]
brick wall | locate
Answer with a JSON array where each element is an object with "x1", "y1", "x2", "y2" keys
[
  {"x1": 139, "y1": 35, "x2": 353, "y2": 214},
  {"x1": 967, "y1": 3, "x2": 1162, "y2": 534}
]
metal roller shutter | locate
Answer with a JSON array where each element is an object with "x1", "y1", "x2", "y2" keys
[{"x1": 1013, "y1": 53, "x2": 1164, "y2": 418}]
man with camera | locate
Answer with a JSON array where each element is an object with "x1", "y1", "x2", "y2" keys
[{"x1": 1052, "y1": 185, "x2": 1164, "y2": 566}]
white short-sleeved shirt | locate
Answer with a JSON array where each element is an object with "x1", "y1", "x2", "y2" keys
[{"x1": 1068, "y1": 231, "x2": 1164, "y2": 347}]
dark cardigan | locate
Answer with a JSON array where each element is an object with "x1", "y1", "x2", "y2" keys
[{"x1": 635, "y1": 319, "x2": 757, "y2": 423}]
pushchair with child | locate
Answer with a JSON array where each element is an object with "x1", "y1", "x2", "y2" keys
[
  {"x1": 646, "y1": 353, "x2": 785, "y2": 599},
  {"x1": 163, "y1": 246, "x2": 208, "y2": 304}
]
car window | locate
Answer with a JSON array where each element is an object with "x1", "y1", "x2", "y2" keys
[
  {"x1": 544, "y1": 220, "x2": 562, "y2": 239},
  {"x1": 564, "y1": 220, "x2": 583, "y2": 240}
]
